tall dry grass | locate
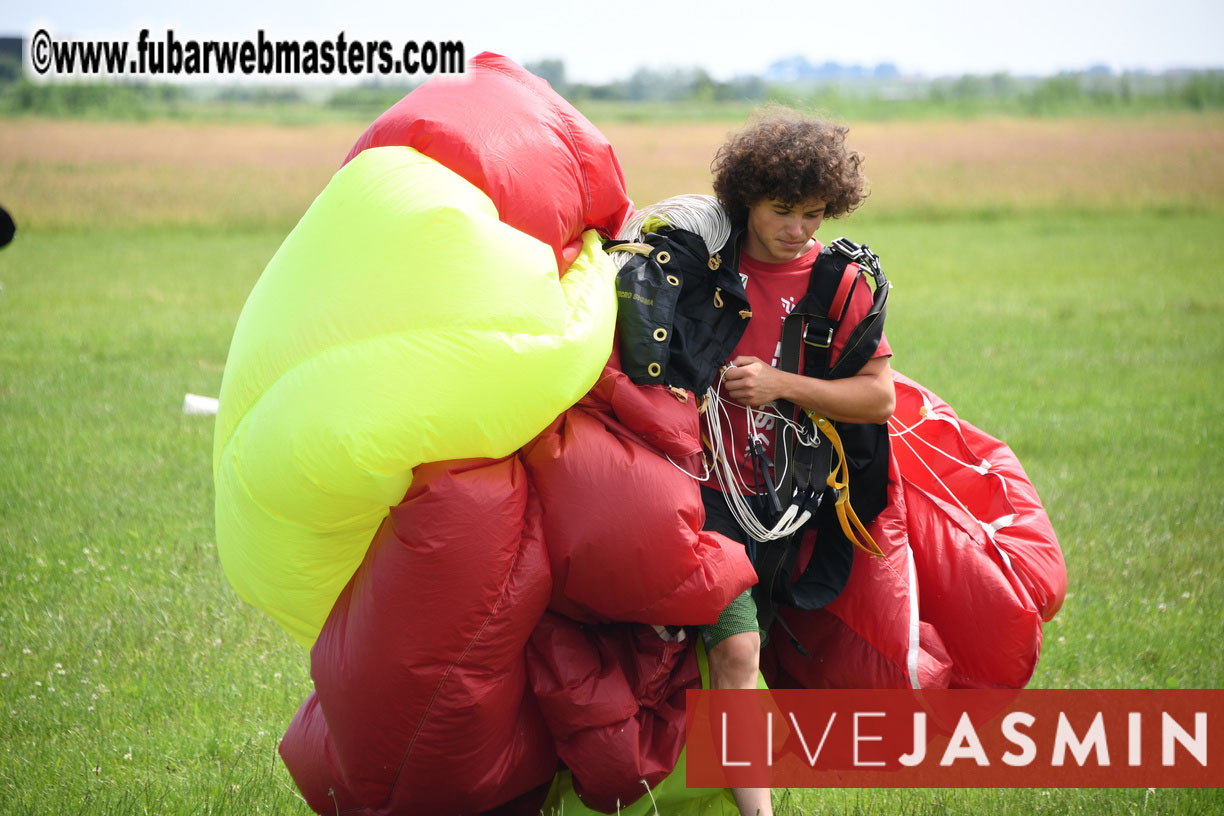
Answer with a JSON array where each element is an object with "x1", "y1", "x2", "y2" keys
[
  {"x1": 0, "y1": 120, "x2": 359, "y2": 231},
  {"x1": 2, "y1": 113, "x2": 1222, "y2": 232},
  {"x1": 601, "y1": 114, "x2": 1224, "y2": 215}
]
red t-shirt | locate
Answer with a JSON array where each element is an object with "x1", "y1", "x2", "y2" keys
[{"x1": 703, "y1": 240, "x2": 892, "y2": 494}]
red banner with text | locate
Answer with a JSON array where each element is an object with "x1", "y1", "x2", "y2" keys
[{"x1": 686, "y1": 689, "x2": 1222, "y2": 788}]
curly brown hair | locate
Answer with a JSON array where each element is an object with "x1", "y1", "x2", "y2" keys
[{"x1": 711, "y1": 110, "x2": 867, "y2": 223}]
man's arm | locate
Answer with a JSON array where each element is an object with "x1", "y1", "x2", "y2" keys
[{"x1": 721, "y1": 354, "x2": 896, "y2": 424}]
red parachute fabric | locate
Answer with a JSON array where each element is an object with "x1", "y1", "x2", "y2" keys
[
  {"x1": 278, "y1": 52, "x2": 1066, "y2": 813},
  {"x1": 280, "y1": 55, "x2": 762, "y2": 814},
  {"x1": 344, "y1": 52, "x2": 632, "y2": 272},
  {"x1": 280, "y1": 457, "x2": 558, "y2": 815},
  {"x1": 523, "y1": 362, "x2": 755, "y2": 626},
  {"x1": 280, "y1": 362, "x2": 758, "y2": 814},
  {"x1": 764, "y1": 373, "x2": 1066, "y2": 691},
  {"x1": 526, "y1": 613, "x2": 698, "y2": 811}
]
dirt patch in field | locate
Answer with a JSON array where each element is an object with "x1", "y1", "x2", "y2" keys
[{"x1": 2, "y1": 114, "x2": 1221, "y2": 230}]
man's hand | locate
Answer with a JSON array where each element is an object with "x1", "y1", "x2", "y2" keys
[
  {"x1": 721, "y1": 354, "x2": 897, "y2": 423},
  {"x1": 722, "y1": 356, "x2": 786, "y2": 407}
]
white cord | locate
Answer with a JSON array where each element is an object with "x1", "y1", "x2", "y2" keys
[
  {"x1": 702, "y1": 376, "x2": 815, "y2": 542},
  {"x1": 664, "y1": 451, "x2": 711, "y2": 482},
  {"x1": 613, "y1": 194, "x2": 731, "y2": 267},
  {"x1": 887, "y1": 413, "x2": 1019, "y2": 562},
  {"x1": 890, "y1": 415, "x2": 991, "y2": 475},
  {"x1": 888, "y1": 416, "x2": 977, "y2": 521},
  {"x1": 887, "y1": 393, "x2": 988, "y2": 474},
  {"x1": 887, "y1": 411, "x2": 1018, "y2": 535}
]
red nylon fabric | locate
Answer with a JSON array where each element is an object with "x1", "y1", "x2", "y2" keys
[
  {"x1": 279, "y1": 372, "x2": 758, "y2": 814},
  {"x1": 524, "y1": 362, "x2": 753, "y2": 626},
  {"x1": 764, "y1": 373, "x2": 1066, "y2": 691},
  {"x1": 526, "y1": 614, "x2": 698, "y2": 811},
  {"x1": 344, "y1": 51, "x2": 633, "y2": 272},
  {"x1": 282, "y1": 457, "x2": 557, "y2": 814},
  {"x1": 278, "y1": 53, "x2": 1065, "y2": 812}
]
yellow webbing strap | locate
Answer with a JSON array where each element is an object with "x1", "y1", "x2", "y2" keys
[
  {"x1": 808, "y1": 413, "x2": 885, "y2": 557},
  {"x1": 606, "y1": 241, "x2": 654, "y2": 257}
]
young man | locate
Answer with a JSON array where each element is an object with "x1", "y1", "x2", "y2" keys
[{"x1": 701, "y1": 112, "x2": 895, "y2": 816}]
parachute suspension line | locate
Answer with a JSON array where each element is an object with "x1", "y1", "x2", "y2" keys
[
  {"x1": 614, "y1": 194, "x2": 732, "y2": 268},
  {"x1": 639, "y1": 778, "x2": 659, "y2": 814},
  {"x1": 664, "y1": 451, "x2": 711, "y2": 483},
  {"x1": 887, "y1": 412, "x2": 1019, "y2": 543},
  {"x1": 889, "y1": 409, "x2": 991, "y2": 475},
  {"x1": 887, "y1": 415, "x2": 980, "y2": 525},
  {"x1": 702, "y1": 380, "x2": 813, "y2": 542}
]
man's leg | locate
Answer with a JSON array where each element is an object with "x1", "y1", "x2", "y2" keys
[
  {"x1": 708, "y1": 629, "x2": 761, "y2": 690},
  {"x1": 705, "y1": 600, "x2": 773, "y2": 816}
]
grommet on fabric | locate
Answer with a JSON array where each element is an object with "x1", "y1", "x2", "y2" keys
[
  {"x1": 647, "y1": 362, "x2": 661, "y2": 377},
  {"x1": 656, "y1": 250, "x2": 671, "y2": 264},
  {"x1": 666, "y1": 274, "x2": 679, "y2": 286},
  {"x1": 653, "y1": 327, "x2": 668, "y2": 341}
]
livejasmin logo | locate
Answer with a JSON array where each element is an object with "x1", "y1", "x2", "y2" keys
[
  {"x1": 686, "y1": 689, "x2": 1222, "y2": 788},
  {"x1": 718, "y1": 708, "x2": 1205, "y2": 768}
]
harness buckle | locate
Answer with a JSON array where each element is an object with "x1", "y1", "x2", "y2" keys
[
  {"x1": 829, "y1": 236, "x2": 861, "y2": 259},
  {"x1": 831, "y1": 236, "x2": 887, "y2": 290},
  {"x1": 803, "y1": 323, "x2": 833, "y2": 349}
]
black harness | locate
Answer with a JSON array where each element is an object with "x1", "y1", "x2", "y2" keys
[
  {"x1": 610, "y1": 228, "x2": 891, "y2": 626},
  {"x1": 751, "y1": 238, "x2": 891, "y2": 639}
]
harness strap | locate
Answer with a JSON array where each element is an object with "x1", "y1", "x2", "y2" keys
[
  {"x1": 775, "y1": 255, "x2": 859, "y2": 504},
  {"x1": 811, "y1": 415, "x2": 885, "y2": 557},
  {"x1": 774, "y1": 309, "x2": 806, "y2": 506},
  {"x1": 606, "y1": 241, "x2": 654, "y2": 258},
  {"x1": 828, "y1": 263, "x2": 859, "y2": 322}
]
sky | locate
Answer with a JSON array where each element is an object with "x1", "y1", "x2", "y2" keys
[{"x1": 6, "y1": 0, "x2": 1223, "y2": 83}]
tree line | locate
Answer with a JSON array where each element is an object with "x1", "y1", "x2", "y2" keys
[{"x1": 1, "y1": 46, "x2": 1220, "y2": 119}]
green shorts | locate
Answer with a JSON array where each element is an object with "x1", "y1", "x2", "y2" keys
[{"x1": 700, "y1": 588, "x2": 768, "y2": 651}]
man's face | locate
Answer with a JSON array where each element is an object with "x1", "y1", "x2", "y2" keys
[{"x1": 743, "y1": 197, "x2": 827, "y2": 264}]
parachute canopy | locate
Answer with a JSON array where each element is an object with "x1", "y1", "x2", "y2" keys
[
  {"x1": 213, "y1": 150, "x2": 621, "y2": 645},
  {"x1": 214, "y1": 53, "x2": 637, "y2": 647},
  {"x1": 345, "y1": 52, "x2": 632, "y2": 272}
]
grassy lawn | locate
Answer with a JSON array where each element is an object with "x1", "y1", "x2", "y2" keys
[
  {"x1": 0, "y1": 227, "x2": 312, "y2": 814},
  {"x1": 0, "y1": 113, "x2": 1221, "y2": 813}
]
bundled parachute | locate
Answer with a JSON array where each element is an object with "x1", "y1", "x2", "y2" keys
[
  {"x1": 213, "y1": 144, "x2": 620, "y2": 646},
  {"x1": 216, "y1": 53, "x2": 754, "y2": 814},
  {"x1": 214, "y1": 52, "x2": 1065, "y2": 816}
]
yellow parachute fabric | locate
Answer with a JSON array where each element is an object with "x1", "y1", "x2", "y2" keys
[{"x1": 213, "y1": 146, "x2": 618, "y2": 646}]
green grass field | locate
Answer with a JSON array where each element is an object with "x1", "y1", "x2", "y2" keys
[{"x1": 0, "y1": 113, "x2": 1222, "y2": 814}]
